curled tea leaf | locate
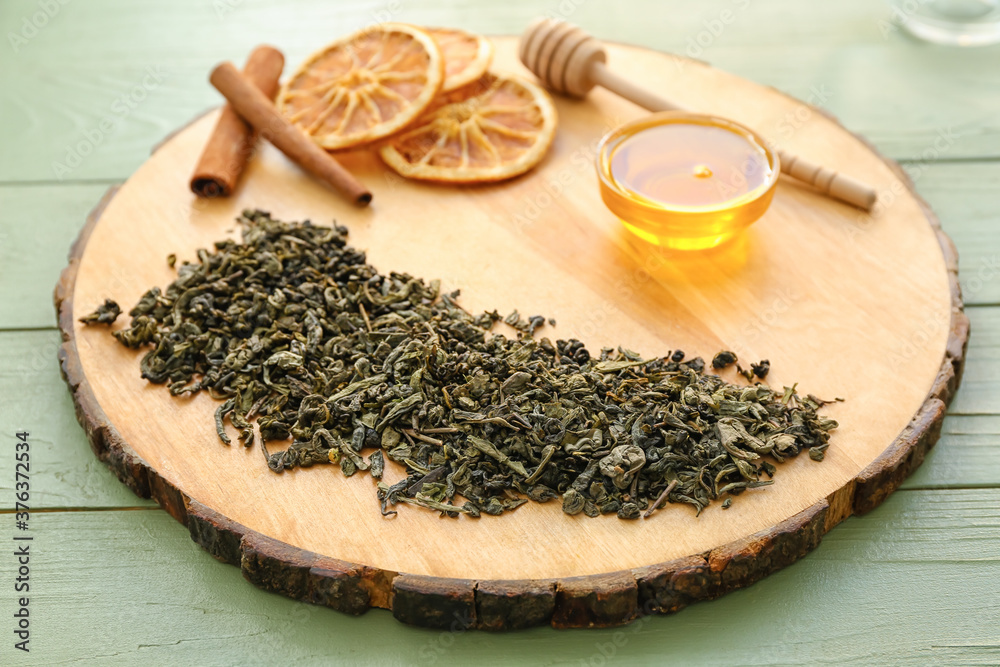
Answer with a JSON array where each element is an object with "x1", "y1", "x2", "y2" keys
[
  {"x1": 598, "y1": 445, "x2": 646, "y2": 490},
  {"x1": 561, "y1": 488, "x2": 585, "y2": 515},
  {"x1": 712, "y1": 350, "x2": 738, "y2": 369},
  {"x1": 80, "y1": 299, "x2": 121, "y2": 325},
  {"x1": 95, "y1": 210, "x2": 838, "y2": 521}
]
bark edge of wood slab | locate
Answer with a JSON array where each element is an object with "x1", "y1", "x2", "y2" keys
[{"x1": 53, "y1": 48, "x2": 969, "y2": 632}]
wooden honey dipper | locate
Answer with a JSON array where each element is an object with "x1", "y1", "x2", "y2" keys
[{"x1": 519, "y1": 18, "x2": 878, "y2": 212}]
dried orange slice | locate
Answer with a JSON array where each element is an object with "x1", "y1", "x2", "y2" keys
[
  {"x1": 378, "y1": 73, "x2": 558, "y2": 183},
  {"x1": 277, "y1": 24, "x2": 444, "y2": 150},
  {"x1": 424, "y1": 27, "x2": 494, "y2": 92}
]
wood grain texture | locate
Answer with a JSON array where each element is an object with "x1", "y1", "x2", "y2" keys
[
  {"x1": 3, "y1": 164, "x2": 998, "y2": 332},
  {"x1": 0, "y1": 0, "x2": 993, "y2": 660},
  {"x1": 392, "y1": 576, "x2": 478, "y2": 630},
  {"x1": 5, "y1": 492, "x2": 999, "y2": 666},
  {"x1": 552, "y1": 571, "x2": 640, "y2": 629},
  {"x1": 475, "y1": 579, "x2": 556, "y2": 631},
  {"x1": 51, "y1": 38, "x2": 968, "y2": 629},
  {"x1": 853, "y1": 398, "x2": 946, "y2": 514}
]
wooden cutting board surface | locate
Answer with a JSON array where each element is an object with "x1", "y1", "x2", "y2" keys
[{"x1": 57, "y1": 37, "x2": 964, "y2": 628}]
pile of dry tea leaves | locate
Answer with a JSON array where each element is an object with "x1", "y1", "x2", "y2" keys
[{"x1": 84, "y1": 210, "x2": 838, "y2": 519}]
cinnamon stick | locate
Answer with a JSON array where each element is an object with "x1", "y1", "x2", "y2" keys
[
  {"x1": 209, "y1": 61, "x2": 372, "y2": 206},
  {"x1": 191, "y1": 46, "x2": 285, "y2": 198}
]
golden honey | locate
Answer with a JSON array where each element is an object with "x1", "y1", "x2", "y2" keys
[{"x1": 597, "y1": 112, "x2": 780, "y2": 250}]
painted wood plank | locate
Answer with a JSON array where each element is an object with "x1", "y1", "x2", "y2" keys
[
  {"x1": 902, "y1": 415, "x2": 1000, "y2": 490},
  {"x1": 2, "y1": 0, "x2": 994, "y2": 66},
  {"x1": 0, "y1": 0, "x2": 995, "y2": 661},
  {"x1": 0, "y1": 184, "x2": 112, "y2": 329},
  {"x1": 917, "y1": 163, "x2": 1000, "y2": 308},
  {"x1": 2, "y1": 490, "x2": 998, "y2": 665},
  {"x1": 2, "y1": 0, "x2": 999, "y2": 184},
  {"x1": 0, "y1": 330, "x2": 156, "y2": 509},
  {"x1": 948, "y1": 306, "x2": 1000, "y2": 416}
]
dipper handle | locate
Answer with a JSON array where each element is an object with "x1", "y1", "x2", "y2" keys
[
  {"x1": 589, "y1": 62, "x2": 877, "y2": 212},
  {"x1": 590, "y1": 63, "x2": 681, "y2": 113},
  {"x1": 520, "y1": 17, "x2": 878, "y2": 212},
  {"x1": 775, "y1": 150, "x2": 877, "y2": 212}
]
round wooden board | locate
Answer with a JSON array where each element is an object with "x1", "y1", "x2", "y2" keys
[{"x1": 56, "y1": 37, "x2": 968, "y2": 630}]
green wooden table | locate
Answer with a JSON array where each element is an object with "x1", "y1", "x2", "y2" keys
[{"x1": 1, "y1": 1, "x2": 998, "y2": 664}]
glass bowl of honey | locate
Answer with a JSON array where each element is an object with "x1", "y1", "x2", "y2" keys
[{"x1": 596, "y1": 111, "x2": 780, "y2": 251}]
